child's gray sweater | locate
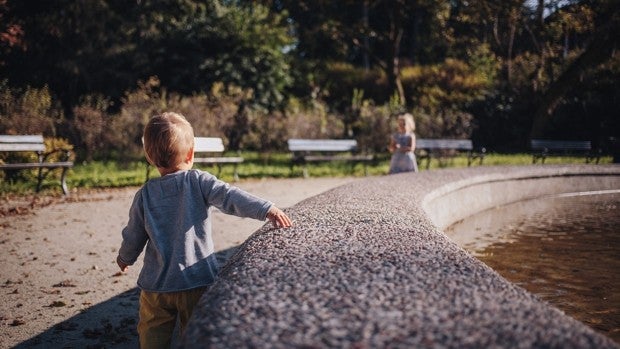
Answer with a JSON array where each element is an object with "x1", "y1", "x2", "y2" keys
[{"x1": 118, "y1": 169, "x2": 272, "y2": 292}]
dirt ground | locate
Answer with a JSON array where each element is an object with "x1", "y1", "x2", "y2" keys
[{"x1": 0, "y1": 177, "x2": 356, "y2": 348}]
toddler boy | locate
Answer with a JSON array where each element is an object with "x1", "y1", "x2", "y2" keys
[{"x1": 116, "y1": 112, "x2": 292, "y2": 348}]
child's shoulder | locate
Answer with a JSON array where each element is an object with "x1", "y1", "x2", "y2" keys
[
  {"x1": 186, "y1": 169, "x2": 221, "y2": 186},
  {"x1": 187, "y1": 168, "x2": 215, "y2": 179}
]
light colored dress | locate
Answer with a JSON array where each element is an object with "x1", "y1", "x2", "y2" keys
[{"x1": 389, "y1": 133, "x2": 418, "y2": 174}]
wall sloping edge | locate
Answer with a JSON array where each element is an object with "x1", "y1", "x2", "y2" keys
[
  {"x1": 423, "y1": 168, "x2": 620, "y2": 230},
  {"x1": 182, "y1": 165, "x2": 620, "y2": 348}
]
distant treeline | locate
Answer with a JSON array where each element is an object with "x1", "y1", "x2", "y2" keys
[{"x1": 1, "y1": 0, "x2": 618, "y2": 160}]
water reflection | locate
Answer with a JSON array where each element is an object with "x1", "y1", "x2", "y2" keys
[{"x1": 445, "y1": 191, "x2": 620, "y2": 343}]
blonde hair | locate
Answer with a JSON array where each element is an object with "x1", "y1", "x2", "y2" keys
[
  {"x1": 143, "y1": 112, "x2": 194, "y2": 169},
  {"x1": 398, "y1": 113, "x2": 415, "y2": 133}
]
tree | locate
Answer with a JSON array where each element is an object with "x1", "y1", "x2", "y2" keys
[
  {"x1": 196, "y1": 2, "x2": 293, "y2": 149},
  {"x1": 529, "y1": 0, "x2": 620, "y2": 138},
  {"x1": 113, "y1": 0, "x2": 293, "y2": 149},
  {"x1": 261, "y1": 0, "x2": 451, "y2": 106},
  {"x1": 0, "y1": 0, "x2": 135, "y2": 116}
]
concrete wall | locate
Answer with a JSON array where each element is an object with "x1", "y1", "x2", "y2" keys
[
  {"x1": 424, "y1": 170, "x2": 620, "y2": 230},
  {"x1": 182, "y1": 165, "x2": 620, "y2": 348}
]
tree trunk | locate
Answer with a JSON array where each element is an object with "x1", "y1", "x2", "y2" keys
[
  {"x1": 362, "y1": 1, "x2": 370, "y2": 72},
  {"x1": 505, "y1": 9, "x2": 517, "y2": 84},
  {"x1": 387, "y1": 2, "x2": 405, "y2": 104}
]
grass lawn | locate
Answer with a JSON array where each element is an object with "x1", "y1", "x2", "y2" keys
[{"x1": 0, "y1": 151, "x2": 614, "y2": 196}]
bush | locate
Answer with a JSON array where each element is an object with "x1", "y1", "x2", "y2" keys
[
  {"x1": 101, "y1": 78, "x2": 253, "y2": 159},
  {"x1": 72, "y1": 95, "x2": 109, "y2": 161},
  {"x1": 0, "y1": 81, "x2": 63, "y2": 136},
  {"x1": 400, "y1": 58, "x2": 492, "y2": 139}
]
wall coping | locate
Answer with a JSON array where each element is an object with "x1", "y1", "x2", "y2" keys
[{"x1": 183, "y1": 164, "x2": 620, "y2": 348}]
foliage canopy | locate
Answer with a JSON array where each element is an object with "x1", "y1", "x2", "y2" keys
[{"x1": 0, "y1": 0, "x2": 618, "y2": 158}]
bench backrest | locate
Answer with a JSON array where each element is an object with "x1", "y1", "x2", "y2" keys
[
  {"x1": 194, "y1": 137, "x2": 226, "y2": 153},
  {"x1": 0, "y1": 135, "x2": 46, "y2": 152},
  {"x1": 288, "y1": 139, "x2": 358, "y2": 152},
  {"x1": 530, "y1": 139, "x2": 591, "y2": 151},
  {"x1": 416, "y1": 138, "x2": 473, "y2": 150},
  {"x1": 142, "y1": 136, "x2": 226, "y2": 153}
]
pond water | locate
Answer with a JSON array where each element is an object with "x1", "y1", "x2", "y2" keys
[{"x1": 445, "y1": 190, "x2": 620, "y2": 343}]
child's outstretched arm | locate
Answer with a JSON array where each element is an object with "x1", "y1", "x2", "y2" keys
[{"x1": 267, "y1": 206, "x2": 292, "y2": 228}]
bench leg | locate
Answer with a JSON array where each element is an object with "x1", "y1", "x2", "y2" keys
[
  {"x1": 60, "y1": 167, "x2": 69, "y2": 195},
  {"x1": 233, "y1": 164, "x2": 239, "y2": 182},
  {"x1": 290, "y1": 159, "x2": 307, "y2": 178},
  {"x1": 468, "y1": 153, "x2": 485, "y2": 166},
  {"x1": 36, "y1": 167, "x2": 44, "y2": 192},
  {"x1": 533, "y1": 156, "x2": 547, "y2": 164},
  {"x1": 34, "y1": 167, "x2": 70, "y2": 195}
]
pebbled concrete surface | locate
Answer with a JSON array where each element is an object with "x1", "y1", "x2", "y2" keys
[{"x1": 181, "y1": 165, "x2": 620, "y2": 348}]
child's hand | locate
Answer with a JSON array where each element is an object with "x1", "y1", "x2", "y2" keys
[
  {"x1": 267, "y1": 206, "x2": 292, "y2": 228},
  {"x1": 116, "y1": 255, "x2": 129, "y2": 272}
]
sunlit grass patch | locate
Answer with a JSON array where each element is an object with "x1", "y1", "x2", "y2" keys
[{"x1": 0, "y1": 152, "x2": 614, "y2": 196}]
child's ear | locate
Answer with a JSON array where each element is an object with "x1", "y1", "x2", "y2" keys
[{"x1": 185, "y1": 147, "x2": 194, "y2": 163}]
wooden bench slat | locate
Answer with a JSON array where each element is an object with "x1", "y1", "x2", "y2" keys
[
  {"x1": 531, "y1": 140, "x2": 591, "y2": 150},
  {"x1": 0, "y1": 143, "x2": 47, "y2": 152},
  {"x1": 288, "y1": 139, "x2": 358, "y2": 152},
  {"x1": 530, "y1": 139, "x2": 599, "y2": 164},
  {"x1": 414, "y1": 138, "x2": 484, "y2": 169},
  {"x1": 0, "y1": 135, "x2": 44, "y2": 143},
  {"x1": 192, "y1": 138, "x2": 244, "y2": 181},
  {"x1": 287, "y1": 138, "x2": 373, "y2": 177},
  {"x1": 416, "y1": 139, "x2": 473, "y2": 150},
  {"x1": 304, "y1": 154, "x2": 374, "y2": 162},
  {"x1": 0, "y1": 162, "x2": 74, "y2": 170},
  {"x1": 194, "y1": 137, "x2": 226, "y2": 153}
]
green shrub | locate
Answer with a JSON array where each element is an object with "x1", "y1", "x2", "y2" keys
[{"x1": 0, "y1": 81, "x2": 63, "y2": 136}]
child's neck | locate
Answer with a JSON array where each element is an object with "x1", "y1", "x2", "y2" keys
[{"x1": 158, "y1": 163, "x2": 192, "y2": 176}]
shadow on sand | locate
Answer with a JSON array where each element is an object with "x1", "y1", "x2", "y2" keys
[
  {"x1": 14, "y1": 247, "x2": 239, "y2": 349},
  {"x1": 14, "y1": 287, "x2": 140, "y2": 349}
]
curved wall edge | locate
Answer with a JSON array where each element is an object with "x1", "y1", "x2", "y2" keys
[
  {"x1": 423, "y1": 171, "x2": 620, "y2": 230},
  {"x1": 182, "y1": 165, "x2": 620, "y2": 348}
]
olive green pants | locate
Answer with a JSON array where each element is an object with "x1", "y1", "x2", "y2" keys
[{"x1": 138, "y1": 287, "x2": 207, "y2": 349}]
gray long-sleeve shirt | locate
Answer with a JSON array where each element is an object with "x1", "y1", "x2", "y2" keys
[{"x1": 118, "y1": 169, "x2": 272, "y2": 292}]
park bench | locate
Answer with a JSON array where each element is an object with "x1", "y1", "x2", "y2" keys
[
  {"x1": 146, "y1": 137, "x2": 244, "y2": 181},
  {"x1": 287, "y1": 138, "x2": 374, "y2": 178},
  {"x1": 415, "y1": 138, "x2": 485, "y2": 170},
  {"x1": 0, "y1": 135, "x2": 73, "y2": 195},
  {"x1": 530, "y1": 139, "x2": 600, "y2": 164}
]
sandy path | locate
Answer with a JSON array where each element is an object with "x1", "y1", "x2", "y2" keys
[{"x1": 0, "y1": 177, "x2": 356, "y2": 348}]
